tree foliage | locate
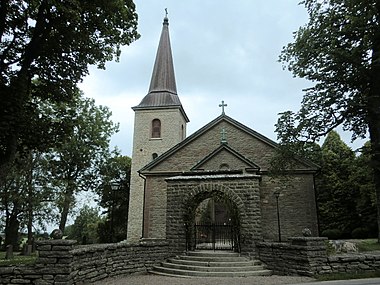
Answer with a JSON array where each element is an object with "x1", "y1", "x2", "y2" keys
[
  {"x1": 276, "y1": 0, "x2": 380, "y2": 240},
  {"x1": 97, "y1": 155, "x2": 131, "y2": 243},
  {"x1": 44, "y1": 92, "x2": 119, "y2": 232},
  {"x1": 0, "y1": 0, "x2": 139, "y2": 183},
  {"x1": 0, "y1": 152, "x2": 56, "y2": 250},
  {"x1": 317, "y1": 133, "x2": 377, "y2": 238},
  {"x1": 65, "y1": 205, "x2": 102, "y2": 244},
  {"x1": 317, "y1": 131, "x2": 358, "y2": 235}
]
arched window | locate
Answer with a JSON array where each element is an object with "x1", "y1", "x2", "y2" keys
[
  {"x1": 219, "y1": 163, "x2": 230, "y2": 170},
  {"x1": 151, "y1": 119, "x2": 161, "y2": 138}
]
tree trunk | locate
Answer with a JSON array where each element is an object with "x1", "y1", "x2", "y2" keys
[
  {"x1": 5, "y1": 213, "x2": 20, "y2": 251},
  {"x1": 27, "y1": 152, "x2": 33, "y2": 245},
  {"x1": 59, "y1": 188, "x2": 75, "y2": 233},
  {"x1": 368, "y1": 7, "x2": 380, "y2": 242}
]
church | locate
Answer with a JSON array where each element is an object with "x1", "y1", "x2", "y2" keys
[{"x1": 126, "y1": 15, "x2": 319, "y2": 256}]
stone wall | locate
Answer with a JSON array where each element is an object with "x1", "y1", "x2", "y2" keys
[
  {"x1": 257, "y1": 237, "x2": 380, "y2": 276},
  {"x1": 0, "y1": 239, "x2": 172, "y2": 285}
]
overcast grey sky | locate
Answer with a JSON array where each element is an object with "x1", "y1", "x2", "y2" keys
[{"x1": 79, "y1": 0, "x2": 366, "y2": 156}]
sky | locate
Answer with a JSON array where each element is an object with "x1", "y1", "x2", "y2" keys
[{"x1": 78, "y1": 0, "x2": 366, "y2": 157}]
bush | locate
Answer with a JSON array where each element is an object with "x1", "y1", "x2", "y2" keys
[
  {"x1": 321, "y1": 229, "x2": 342, "y2": 240},
  {"x1": 351, "y1": 227, "x2": 369, "y2": 239}
]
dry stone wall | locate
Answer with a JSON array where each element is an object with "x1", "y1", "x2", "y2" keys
[
  {"x1": 0, "y1": 239, "x2": 171, "y2": 285},
  {"x1": 257, "y1": 237, "x2": 380, "y2": 276}
]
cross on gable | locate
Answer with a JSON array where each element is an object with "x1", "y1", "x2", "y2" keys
[
  {"x1": 220, "y1": 128, "x2": 228, "y2": 144},
  {"x1": 219, "y1": 100, "x2": 227, "y2": 115}
]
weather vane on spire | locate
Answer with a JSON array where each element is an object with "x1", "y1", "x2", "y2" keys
[{"x1": 165, "y1": 8, "x2": 168, "y2": 17}]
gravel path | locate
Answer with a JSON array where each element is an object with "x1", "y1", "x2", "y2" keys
[{"x1": 93, "y1": 274, "x2": 315, "y2": 285}]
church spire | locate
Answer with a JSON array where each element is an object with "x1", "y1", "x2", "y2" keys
[
  {"x1": 133, "y1": 12, "x2": 188, "y2": 119},
  {"x1": 148, "y1": 12, "x2": 177, "y2": 95}
]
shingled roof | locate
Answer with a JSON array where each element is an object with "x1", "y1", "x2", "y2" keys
[{"x1": 133, "y1": 16, "x2": 189, "y2": 122}]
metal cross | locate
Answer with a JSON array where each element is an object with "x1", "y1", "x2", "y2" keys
[{"x1": 219, "y1": 100, "x2": 227, "y2": 115}]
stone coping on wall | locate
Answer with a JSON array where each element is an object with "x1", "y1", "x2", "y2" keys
[
  {"x1": 71, "y1": 238, "x2": 169, "y2": 254},
  {"x1": 166, "y1": 174, "x2": 261, "y2": 181}
]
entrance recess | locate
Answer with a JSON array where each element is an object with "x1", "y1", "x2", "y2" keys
[{"x1": 194, "y1": 223, "x2": 236, "y2": 250}]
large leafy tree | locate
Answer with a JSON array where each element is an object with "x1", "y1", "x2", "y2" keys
[
  {"x1": 317, "y1": 131, "x2": 358, "y2": 235},
  {"x1": 97, "y1": 154, "x2": 131, "y2": 243},
  {"x1": 45, "y1": 92, "x2": 119, "y2": 232},
  {"x1": 0, "y1": 152, "x2": 55, "y2": 250},
  {"x1": 350, "y1": 141, "x2": 377, "y2": 236},
  {"x1": 65, "y1": 205, "x2": 102, "y2": 244},
  {"x1": 0, "y1": 0, "x2": 139, "y2": 183},
  {"x1": 276, "y1": 0, "x2": 380, "y2": 240}
]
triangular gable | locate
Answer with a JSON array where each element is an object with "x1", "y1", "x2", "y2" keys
[
  {"x1": 140, "y1": 114, "x2": 318, "y2": 173},
  {"x1": 191, "y1": 144, "x2": 260, "y2": 172}
]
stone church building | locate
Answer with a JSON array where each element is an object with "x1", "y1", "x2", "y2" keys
[{"x1": 127, "y1": 16, "x2": 319, "y2": 255}]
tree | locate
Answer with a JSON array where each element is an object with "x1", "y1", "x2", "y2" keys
[
  {"x1": 276, "y1": 0, "x2": 380, "y2": 240},
  {"x1": 350, "y1": 141, "x2": 377, "y2": 237},
  {"x1": 317, "y1": 131, "x2": 358, "y2": 236},
  {"x1": 0, "y1": 152, "x2": 55, "y2": 250},
  {"x1": 45, "y1": 92, "x2": 119, "y2": 232},
  {"x1": 97, "y1": 155, "x2": 131, "y2": 243},
  {"x1": 0, "y1": 0, "x2": 139, "y2": 184},
  {"x1": 66, "y1": 205, "x2": 102, "y2": 244}
]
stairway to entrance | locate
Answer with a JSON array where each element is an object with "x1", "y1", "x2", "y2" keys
[{"x1": 150, "y1": 250, "x2": 272, "y2": 278}]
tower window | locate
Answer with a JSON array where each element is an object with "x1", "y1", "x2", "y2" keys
[{"x1": 151, "y1": 119, "x2": 161, "y2": 138}]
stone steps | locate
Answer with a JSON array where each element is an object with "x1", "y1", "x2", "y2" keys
[{"x1": 150, "y1": 250, "x2": 272, "y2": 278}]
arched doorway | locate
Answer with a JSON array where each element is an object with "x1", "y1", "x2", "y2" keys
[
  {"x1": 166, "y1": 176, "x2": 261, "y2": 256},
  {"x1": 184, "y1": 190, "x2": 241, "y2": 252}
]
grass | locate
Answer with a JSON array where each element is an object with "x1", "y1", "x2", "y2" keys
[
  {"x1": 317, "y1": 271, "x2": 380, "y2": 281},
  {"x1": 356, "y1": 239, "x2": 380, "y2": 252},
  {"x1": 0, "y1": 251, "x2": 37, "y2": 266}
]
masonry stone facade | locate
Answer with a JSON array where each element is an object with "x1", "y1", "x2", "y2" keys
[
  {"x1": 126, "y1": 16, "x2": 319, "y2": 256},
  {"x1": 138, "y1": 115, "x2": 319, "y2": 256}
]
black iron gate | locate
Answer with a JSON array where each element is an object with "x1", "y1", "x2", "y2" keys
[{"x1": 194, "y1": 223, "x2": 239, "y2": 251}]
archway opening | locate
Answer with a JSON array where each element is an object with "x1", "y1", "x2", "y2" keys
[{"x1": 184, "y1": 190, "x2": 241, "y2": 252}]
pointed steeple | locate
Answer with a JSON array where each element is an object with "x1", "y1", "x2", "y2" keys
[
  {"x1": 148, "y1": 15, "x2": 177, "y2": 96},
  {"x1": 133, "y1": 14, "x2": 188, "y2": 122}
]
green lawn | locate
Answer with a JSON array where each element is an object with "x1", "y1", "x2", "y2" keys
[
  {"x1": 0, "y1": 251, "x2": 37, "y2": 266},
  {"x1": 317, "y1": 271, "x2": 380, "y2": 281},
  {"x1": 356, "y1": 239, "x2": 380, "y2": 252}
]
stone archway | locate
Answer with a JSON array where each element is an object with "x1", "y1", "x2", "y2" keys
[
  {"x1": 183, "y1": 185, "x2": 243, "y2": 252},
  {"x1": 166, "y1": 174, "x2": 262, "y2": 256}
]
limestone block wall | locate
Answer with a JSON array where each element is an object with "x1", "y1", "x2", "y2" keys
[
  {"x1": 257, "y1": 237, "x2": 380, "y2": 276},
  {"x1": 260, "y1": 174, "x2": 319, "y2": 241},
  {"x1": 71, "y1": 239, "x2": 170, "y2": 284},
  {"x1": 0, "y1": 239, "x2": 76, "y2": 285},
  {"x1": 143, "y1": 177, "x2": 168, "y2": 238},
  {"x1": 0, "y1": 239, "x2": 171, "y2": 285},
  {"x1": 257, "y1": 237, "x2": 328, "y2": 276}
]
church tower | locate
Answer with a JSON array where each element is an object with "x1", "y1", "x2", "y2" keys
[{"x1": 127, "y1": 15, "x2": 189, "y2": 242}]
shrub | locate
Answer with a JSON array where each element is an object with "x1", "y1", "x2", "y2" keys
[
  {"x1": 351, "y1": 227, "x2": 369, "y2": 239},
  {"x1": 321, "y1": 229, "x2": 342, "y2": 240}
]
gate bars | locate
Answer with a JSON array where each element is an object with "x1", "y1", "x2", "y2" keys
[{"x1": 185, "y1": 223, "x2": 240, "y2": 252}]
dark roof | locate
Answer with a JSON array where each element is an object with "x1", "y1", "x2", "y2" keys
[{"x1": 133, "y1": 17, "x2": 189, "y2": 122}]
